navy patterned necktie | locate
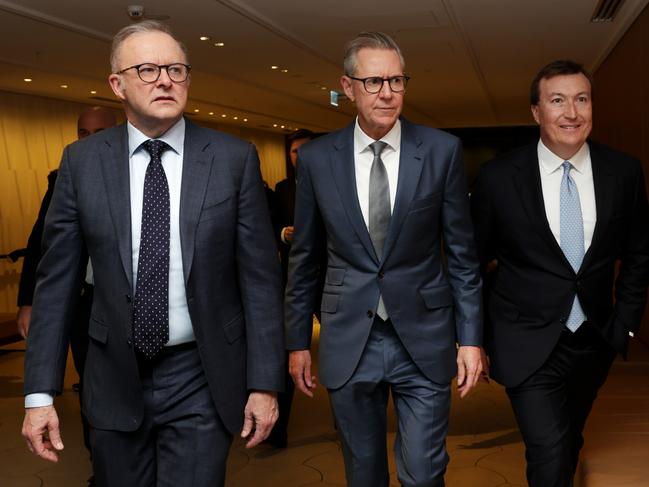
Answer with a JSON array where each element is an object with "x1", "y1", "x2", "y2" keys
[{"x1": 133, "y1": 139, "x2": 171, "y2": 358}]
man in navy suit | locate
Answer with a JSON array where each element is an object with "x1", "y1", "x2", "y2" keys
[
  {"x1": 471, "y1": 60, "x2": 649, "y2": 486},
  {"x1": 285, "y1": 32, "x2": 484, "y2": 487},
  {"x1": 22, "y1": 21, "x2": 284, "y2": 486}
]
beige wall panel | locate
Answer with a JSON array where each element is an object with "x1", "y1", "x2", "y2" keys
[{"x1": 0, "y1": 91, "x2": 284, "y2": 315}]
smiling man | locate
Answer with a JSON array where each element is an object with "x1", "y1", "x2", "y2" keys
[
  {"x1": 471, "y1": 60, "x2": 649, "y2": 486},
  {"x1": 285, "y1": 32, "x2": 484, "y2": 487},
  {"x1": 21, "y1": 21, "x2": 284, "y2": 486}
]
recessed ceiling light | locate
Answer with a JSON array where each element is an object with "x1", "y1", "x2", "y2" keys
[
  {"x1": 208, "y1": 112, "x2": 214, "y2": 116},
  {"x1": 233, "y1": 116, "x2": 238, "y2": 120},
  {"x1": 320, "y1": 86, "x2": 327, "y2": 90},
  {"x1": 200, "y1": 36, "x2": 210, "y2": 41},
  {"x1": 90, "y1": 90, "x2": 97, "y2": 94},
  {"x1": 280, "y1": 125, "x2": 285, "y2": 129},
  {"x1": 194, "y1": 109, "x2": 200, "y2": 113},
  {"x1": 24, "y1": 78, "x2": 32, "y2": 82},
  {"x1": 221, "y1": 114, "x2": 227, "y2": 118},
  {"x1": 214, "y1": 42, "x2": 225, "y2": 47},
  {"x1": 60, "y1": 84, "x2": 68, "y2": 89},
  {"x1": 273, "y1": 124, "x2": 278, "y2": 128},
  {"x1": 243, "y1": 118, "x2": 248, "y2": 122},
  {"x1": 281, "y1": 69, "x2": 288, "y2": 73},
  {"x1": 271, "y1": 65, "x2": 278, "y2": 70}
]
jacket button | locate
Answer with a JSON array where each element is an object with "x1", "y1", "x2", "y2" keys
[
  {"x1": 125, "y1": 294, "x2": 132, "y2": 303},
  {"x1": 367, "y1": 310, "x2": 374, "y2": 318},
  {"x1": 127, "y1": 339, "x2": 133, "y2": 347},
  {"x1": 378, "y1": 272, "x2": 384, "y2": 280},
  {"x1": 560, "y1": 317, "x2": 567, "y2": 325}
]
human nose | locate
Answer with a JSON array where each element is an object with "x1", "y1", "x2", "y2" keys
[
  {"x1": 156, "y1": 67, "x2": 173, "y2": 87},
  {"x1": 564, "y1": 100, "x2": 577, "y2": 118},
  {"x1": 378, "y1": 79, "x2": 393, "y2": 98}
]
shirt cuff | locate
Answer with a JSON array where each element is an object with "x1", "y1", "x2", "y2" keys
[{"x1": 25, "y1": 392, "x2": 54, "y2": 408}]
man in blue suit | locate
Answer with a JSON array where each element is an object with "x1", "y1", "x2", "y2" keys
[{"x1": 285, "y1": 32, "x2": 484, "y2": 487}]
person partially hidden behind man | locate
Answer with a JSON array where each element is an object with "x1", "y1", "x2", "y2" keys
[
  {"x1": 17, "y1": 106, "x2": 116, "y2": 486},
  {"x1": 22, "y1": 20, "x2": 284, "y2": 487},
  {"x1": 285, "y1": 31, "x2": 484, "y2": 487},
  {"x1": 471, "y1": 60, "x2": 649, "y2": 487}
]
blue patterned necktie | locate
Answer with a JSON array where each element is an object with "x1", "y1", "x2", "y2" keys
[
  {"x1": 368, "y1": 141, "x2": 390, "y2": 319},
  {"x1": 560, "y1": 161, "x2": 586, "y2": 332},
  {"x1": 133, "y1": 139, "x2": 171, "y2": 358}
]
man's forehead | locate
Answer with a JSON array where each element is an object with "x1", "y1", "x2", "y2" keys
[{"x1": 117, "y1": 31, "x2": 186, "y2": 62}]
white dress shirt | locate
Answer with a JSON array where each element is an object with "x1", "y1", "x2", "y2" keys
[
  {"x1": 26, "y1": 117, "x2": 194, "y2": 408},
  {"x1": 538, "y1": 140, "x2": 597, "y2": 252},
  {"x1": 353, "y1": 118, "x2": 401, "y2": 228},
  {"x1": 127, "y1": 118, "x2": 195, "y2": 346}
]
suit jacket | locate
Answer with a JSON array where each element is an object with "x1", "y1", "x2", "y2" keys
[
  {"x1": 272, "y1": 177, "x2": 296, "y2": 285},
  {"x1": 471, "y1": 141, "x2": 649, "y2": 387},
  {"x1": 17, "y1": 170, "x2": 58, "y2": 306},
  {"x1": 285, "y1": 118, "x2": 482, "y2": 389},
  {"x1": 24, "y1": 119, "x2": 285, "y2": 434}
]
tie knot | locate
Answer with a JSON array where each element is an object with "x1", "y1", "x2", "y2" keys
[
  {"x1": 562, "y1": 161, "x2": 573, "y2": 174},
  {"x1": 369, "y1": 141, "x2": 387, "y2": 157},
  {"x1": 142, "y1": 139, "x2": 170, "y2": 160}
]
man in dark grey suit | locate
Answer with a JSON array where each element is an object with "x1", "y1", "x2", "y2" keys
[
  {"x1": 285, "y1": 32, "x2": 484, "y2": 487},
  {"x1": 22, "y1": 21, "x2": 284, "y2": 486}
]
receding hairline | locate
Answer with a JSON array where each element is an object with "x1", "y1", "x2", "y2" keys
[{"x1": 110, "y1": 21, "x2": 188, "y2": 73}]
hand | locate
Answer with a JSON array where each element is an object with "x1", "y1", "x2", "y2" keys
[
  {"x1": 16, "y1": 305, "x2": 32, "y2": 339},
  {"x1": 240, "y1": 391, "x2": 278, "y2": 448},
  {"x1": 283, "y1": 226, "x2": 294, "y2": 243},
  {"x1": 456, "y1": 345, "x2": 484, "y2": 398},
  {"x1": 289, "y1": 350, "x2": 317, "y2": 398},
  {"x1": 22, "y1": 405, "x2": 64, "y2": 462}
]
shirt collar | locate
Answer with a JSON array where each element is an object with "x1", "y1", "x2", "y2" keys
[
  {"x1": 128, "y1": 117, "x2": 185, "y2": 157},
  {"x1": 537, "y1": 139, "x2": 590, "y2": 175},
  {"x1": 353, "y1": 117, "x2": 401, "y2": 155}
]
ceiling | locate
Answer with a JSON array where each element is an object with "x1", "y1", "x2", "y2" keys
[{"x1": 0, "y1": 0, "x2": 646, "y2": 134}]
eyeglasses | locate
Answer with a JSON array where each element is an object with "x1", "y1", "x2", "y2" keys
[
  {"x1": 348, "y1": 75, "x2": 410, "y2": 94},
  {"x1": 115, "y1": 63, "x2": 191, "y2": 83}
]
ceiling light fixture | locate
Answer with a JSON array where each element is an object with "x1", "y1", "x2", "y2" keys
[
  {"x1": 200, "y1": 36, "x2": 210, "y2": 41},
  {"x1": 243, "y1": 118, "x2": 248, "y2": 122},
  {"x1": 90, "y1": 90, "x2": 97, "y2": 94},
  {"x1": 24, "y1": 78, "x2": 32, "y2": 82},
  {"x1": 60, "y1": 84, "x2": 68, "y2": 89},
  {"x1": 271, "y1": 65, "x2": 278, "y2": 70},
  {"x1": 221, "y1": 114, "x2": 227, "y2": 118},
  {"x1": 214, "y1": 42, "x2": 225, "y2": 47},
  {"x1": 233, "y1": 116, "x2": 238, "y2": 120},
  {"x1": 209, "y1": 112, "x2": 214, "y2": 116},
  {"x1": 281, "y1": 69, "x2": 288, "y2": 73},
  {"x1": 194, "y1": 109, "x2": 199, "y2": 113}
]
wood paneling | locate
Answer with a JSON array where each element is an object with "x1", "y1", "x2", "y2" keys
[{"x1": 592, "y1": 4, "x2": 649, "y2": 344}]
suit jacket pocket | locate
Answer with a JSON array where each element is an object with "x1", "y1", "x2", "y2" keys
[
  {"x1": 320, "y1": 293, "x2": 339, "y2": 313},
  {"x1": 199, "y1": 193, "x2": 234, "y2": 222},
  {"x1": 409, "y1": 192, "x2": 442, "y2": 212},
  {"x1": 88, "y1": 318, "x2": 109, "y2": 344},
  {"x1": 325, "y1": 267, "x2": 346, "y2": 286},
  {"x1": 419, "y1": 284, "x2": 454, "y2": 309},
  {"x1": 223, "y1": 311, "x2": 245, "y2": 344}
]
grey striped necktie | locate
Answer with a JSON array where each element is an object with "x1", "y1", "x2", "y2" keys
[{"x1": 368, "y1": 140, "x2": 390, "y2": 319}]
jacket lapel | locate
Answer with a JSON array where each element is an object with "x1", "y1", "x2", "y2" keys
[
  {"x1": 329, "y1": 123, "x2": 379, "y2": 264},
  {"x1": 512, "y1": 144, "x2": 572, "y2": 268},
  {"x1": 580, "y1": 143, "x2": 615, "y2": 272},
  {"x1": 99, "y1": 124, "x2": 133, "y2": 290},
  {"x1": 179, "y1": 119, "x2": 212, "y2": 283},
  {"x1": 381, "y1": 119, "x2": 424, "y2": 264}
]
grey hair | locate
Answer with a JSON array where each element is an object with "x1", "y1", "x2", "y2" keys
[
  {"x1": 343, "y1": 32, "x2": 405, "y2": 76},
  {"x1": 110, "y1": 20, "x2": 189, "y2": 73}
]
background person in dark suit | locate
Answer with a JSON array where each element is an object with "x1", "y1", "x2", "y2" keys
[
  {"x1": 265, "y1": 128, "x2": 315, "y2": 448},
  {"x1": 285, "y1": 32, "x2": 484, "y2": 487},
  {"x1": 22, "y1": 21, "x2": 284, "y2": 487},
  {"x1": 471, "y1": 60, "x2": 649, "y2": 487},
  {"x1": 16, "y1": 105, "x2": 117, "y2": 486}
]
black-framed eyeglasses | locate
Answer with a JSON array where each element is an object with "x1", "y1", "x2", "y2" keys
[
  {"x1": 115, "y1": 63, "x2": 191, "y2": 83},
  {"x1": 348, "y1": 75, "x2": 410, "y2": 94}
]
